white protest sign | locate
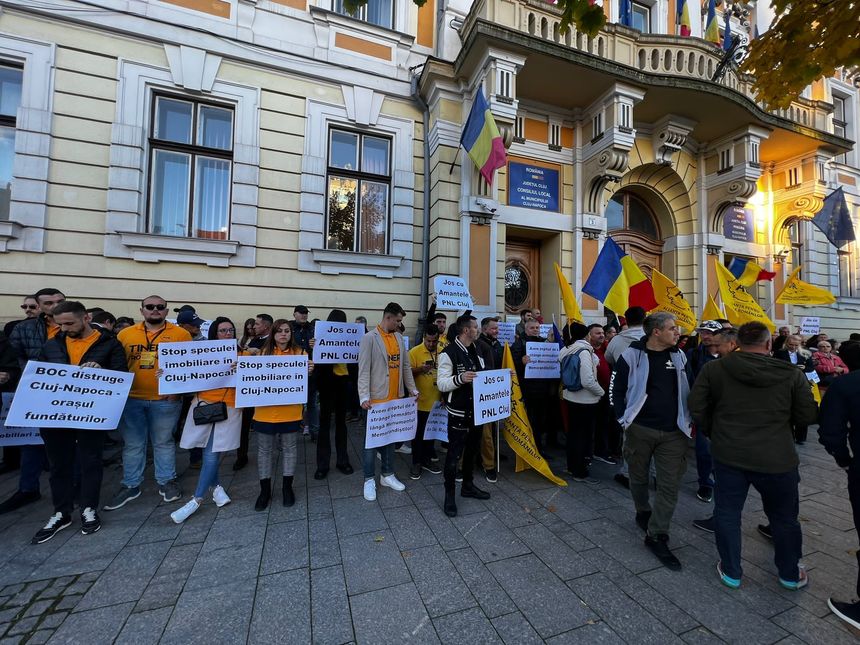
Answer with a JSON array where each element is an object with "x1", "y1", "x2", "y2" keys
[
  {"x1": 235, "y1": 354, "x2": 308, "y2": 408},
  {"x1": 423, "y1": 401, "x2": 448, "y2": 442},
  {"x1": 403, "y1": 335, "x2": 410, "y2": 351},
  {"x1": 6, "y1": 362, "x2": 133, "y2": 429},
  {"x1": 805, "y1": 371, "x2": 820, "y2": 384},
  {"x1": 434, "y1": 275, "x2": 474, "y2": 311},
  {"x1": 0, "y1": 393, "x2": 42, "y2": 445},
  {"x1": 313, "y1": 321, "x2": 363, "y2": 364},
  {"x1": 800, "y1": 317, "x2": 820, "y2": 336},
  {"x1": 157, "y1": 340, "x2": 237, "y2": 395},
  {"x1": 497, "y1": 322, "x2": 517, "y2": 345},
  {"x1": 473, "y1": 369, "x2": 512, "y2": 423},
  {"x1": 200, "y1": 320, "x2": 212, "y2": 337},
  {"x1": 524, "y1": 342, "x2": 561, "y2": 379},
  {"x1": 505, "y1": 315, "x2": 520, "y2": 324},
  {"x1": 539, "y1": 323, "x2": 553, "y2": 339},
  {"x1": 365, "y1": 397, "x2": 418, "y2": 449}
]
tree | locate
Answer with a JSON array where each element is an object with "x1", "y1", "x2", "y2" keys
[{"x1": 741, "y1": 0, "x2": 860, "y2": 109}]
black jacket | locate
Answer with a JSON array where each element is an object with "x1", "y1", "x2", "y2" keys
[
  {"x1": 437, "y1": 339, "x2": 485, "y2": 423},
  {"x1": 0, "y1": 334, "x2": 20, "y2": 392},
  {"x1": 773, "y1": 349, "x2": 815, "y2": 373},
  {"x1": 686, "y1": 344, "x2": 719, "y2": 383},
  {"x1": 477, "y1": 333, "x2": 502, "y2": 370},
  {"x1": 8, "y1": 314, "x2": 49, "y2": 367},
  {"x1": 39, "y1": 328, "x2": 128, "y2": 371},
  {"x1": 511, "y1": 335, "x2": 552, "y2": 397},
  {"x1": 291, "y1": 321, "x2": 314, "y2": 357},
  {"x1": 818, "y1": 371, "x2": 860, "y2": 468}
]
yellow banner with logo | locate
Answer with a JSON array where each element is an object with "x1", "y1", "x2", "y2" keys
[
  {"x1": 500, "y1": 343, "x2": 567, "y2": 487},
  {"x1": 775, "y1": 267, "x2": 837, "y2": 306},
  {"x1": 702, "y1": 294, "x2": 726, "y2": 322},
  {"x1": 649, "y1": 268, "x2": 697, "y2": 333},
  {"x1": 714, "y1": 261, "x2": 776, "y2": 332}
]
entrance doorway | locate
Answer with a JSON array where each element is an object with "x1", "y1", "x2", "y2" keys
[
  {"x1": 605, "y1": 191, "x2": 663, "y2": 277},
  {"x1": 505, "y1": 239, "x2": 540, "y2": 314}
]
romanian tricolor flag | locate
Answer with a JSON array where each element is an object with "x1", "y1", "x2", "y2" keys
[
  {"x1": 460, "y1": 90, "x2": 506, "y2": 186},
  {"x1": 583, "y1": 237, "x2": 658, "y2": 314},
  {"x1": 677, "y1": 0, "x2": 691, "y2": 37},
  {"x1": 704, "y1": 0, "x2": 720, "y2": 44},
  {"x1": 727, "y1": 257, "x2": 776, "y2": 288}
]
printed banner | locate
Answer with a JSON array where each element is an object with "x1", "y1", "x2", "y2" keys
[
  {"x1": 524, "y1": 342, "x2": 560, "y2": 379},
  {"x1": 800, "y1": 317, "x2": 820, "y2": 335},
  {"x1": 473, "y1": 369, "x2": 512, "y2": 423},
  {"x1": 538, "y1": 323, "x2": 553, "y2": 339},
  {"x1": 434, "y1": 275, "x2": 474, "y2": 311},
  {"x1": 423, "y1": 401, "x2": 449, "y2": 442},
  {"x1": 6, "y1": 362, "x2": 133, "y2": 430},
  {"x1": 157, "y1": 340, "x2": 237, "y2": 395},
  {"x1": 234, "y1": 355, "x2": 308, "y2": 408},
  {"x1": 365, "y1": 397, "x2": 418, "y2": 449},
  {"x1": 497, "y1": 322, "x2": 517, "y2": 345},
  {"x1": 0, "y1": 392, "x2": 42, "y2": 446},
  {"x1": 313, "y1": 321, "x2": 364, "y2": 364}
]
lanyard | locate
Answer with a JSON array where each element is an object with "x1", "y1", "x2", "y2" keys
[{"x1": 144, "y1": 327, "x2": 166, "y2": 351}]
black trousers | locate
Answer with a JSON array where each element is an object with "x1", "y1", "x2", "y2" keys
[
  {"x1": 792, "y1": 424, "x2": 808, "y2": 443},
  {"x1": 523, "y1": 392, "x2": 548, "y2": 449},
  {"x1": 237, "y1": 407, "x2": 254, "y2": 461},
  {"x1": 444, "y1": 419, "x2": 482, "y2": 493},
  {"x1": 412, "y1": 410, "x2": 433, "y2": 467},
  {"x1": 566, "y1": 401, "x2": 598, "y2": 477},
  {"x1": 317, "y1": 376, "x2": 349, "y2": 470},
  {"x1": 594, "y1": 393, "x2": 622, "y2": 457},
  {"x1": 848, "y1": 465, "x2": 860, "y2": 597},
  {"x1": 40, "y1": 428, "x2": 105, "y2": 516}
]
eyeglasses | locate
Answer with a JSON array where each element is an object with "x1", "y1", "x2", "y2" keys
[
  {"x1": 218, "y1": 328, "x2": 236, "y2": 335},
  {"x1": 143, "y1": 304, "x2": 167, "y2": 311},
  {"x1": 20, "y1": 304, "x2": 37, "y2": 310}
]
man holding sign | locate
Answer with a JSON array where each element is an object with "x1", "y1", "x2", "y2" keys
[
  {"x1": 437, "y1": 313, "x2": 490, "y2": 517},
  {"x1": 30, "y1": 301, "x2": 128, "y2": 543}
]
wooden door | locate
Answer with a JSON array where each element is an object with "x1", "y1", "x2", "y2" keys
[
  {"x1": 610, "y1": 231, "x2": 663, "y2": 279},
  {"x1": 505, "y1": 239, "x2": 540, "y2": 314}
]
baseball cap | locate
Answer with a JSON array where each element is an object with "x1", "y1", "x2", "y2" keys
[
  {"x1": 174, "y1": 304, "x2": 196, "y2": 314},
  {"x1": 177, "y1": 310, "x2": 205, "y2": 327},
  {"x1": 697, "y1": 320, "x2": 723, "y2": 333},
  {"x1": 294, "y1": 305, "x2": 309, "y2": 314}
]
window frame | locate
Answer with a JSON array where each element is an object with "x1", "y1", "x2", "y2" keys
[
  {"x1": 838, "y1": 246, "x2": 855, "y2": 298},
  {"x1": 332, "y1": 0, "x2": 395, "y2": 30},
  {"x1": 606, "y1": 191, "x2": 661, "y2": 239},
  {"x1": 0, "y1": 62, "x2": 23, "y2": 223},
  {"x1": 325, "y1": 126, "x2": 393, "y2": 255},
  {"x1": 631, "y1": 1, "x2": 651, "y2": 33},
  {"x1": 145, "y1": 92, "x2": 235, "y2": 240}
]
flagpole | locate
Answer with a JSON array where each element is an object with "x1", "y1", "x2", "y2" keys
[{"x1": 448, "y1": 147, "x2": 461, "y2": 175}]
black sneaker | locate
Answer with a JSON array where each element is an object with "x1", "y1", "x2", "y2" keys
[
  {"x1": 644, "y1": 534, "x2": 682, "y2": 571},
  {"x1": 0, "y1": 490, "x2": 41, "y2": 515},
  {"x1": 32, "y1": 512, "x2": 72, "y2": 544},
  {"x1": 484, "y1": 468, "x2": 498, "y2": 483},
  {"x1": 81, "y1": 507, "x2": 101, "y2": 535},
  {"x1": 696, "y1": 486, "x2": 714, "y2": 503},
  {"x1": 614, "y1": 473, "x2": 630, "y2": 489},
  {"x1": 757, "y1": 524, "x2": 773, "y2": 540},
  {"x1": 828, "y1": 598, "x2": 860, "y2": 630},
  {"x1": 159, "y1": 480, "x2": 182, "y2": 503},
  {"x1": 461, "y1": 483, "x2": 490, "y2": 500},
  {"x1": 455, "y1": 470, "x2": 463, "y2": 483},
  {"x1": 422, "y1": 463, "x2": 442, "y2": 475},
  {"x1": 103, "y1": 486, "x2": 140, "y2": 511},
  {"x1": 593, "y1": 455, "x2": 617, "y2": 465},
  {"x1": 409, "y1": 465, "x2": 422, "y2": 480},
  {"x1": 635, "y1": 511, "x2": 652, "y2": 532},
  {"x1": 693, "y1": 516, "x2": 715, "y2": 533}
]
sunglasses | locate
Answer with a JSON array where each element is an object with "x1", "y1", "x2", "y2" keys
[
  {"x1": 143, "y1": 304, "x2": 167, "y2": 311},
  {"x1": 21, "y1": 304, "x2": 37, "y2": 310}
]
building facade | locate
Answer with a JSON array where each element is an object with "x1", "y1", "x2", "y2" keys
[{"x1": 0, "y1": 0, "x2": 857, "y2": 335}]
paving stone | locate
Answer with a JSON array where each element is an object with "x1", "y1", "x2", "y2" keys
[
  {"x1": 260, "y1": 519, "x2": 309, "y2": 575},
  {"x1": 332, "y1": 496, "x2": 387, "y2": 537},
  {"x1": 0, "y1": 587, "x2": 23, "y2": 598},
  {"x1": 37, "y1": 613, "x2": 66, "y2": 630},
  {"x1": 340, "y1": 530, "x2": 410, "y2": 596},
  {"x1": 574, "y1": 516, "x2": 665, "y2": 573},
  {"x1": 309, "y1": 517, "x2": 341, "y2": 569},
  {"x1": 383, "y1": 505, "x2": 437, "y2": 551},
  {"x1": 568, "y1": 573, "x2": 684, "y2": 644},
  {"x1": 491, "y1": 611, "x2": 544, "y2": 645},
  {"x1": 0, "y1": 610, "x2": 20, "y2": 625},
  {"x1": 513, "y1": 523, "x2": 600, "y2": 581},
  {"x1": 60, "y1": 583, "x2": 89, "y2": 598},
  {"x1": 183, "y1": 514, "x2": 266, "y2": 591},
  {"x1": 74, "y1": 541, "x2": 171, "y2": 611},
  {"x1": 249, "y1": 570, "x2": 310, "y2": 645},
  {"x1": 771, "y1": 606, "x2": 858, "y2": 645},
  {"x1": 53, "y1": 597, "x2": 80, "y2": 612},
  {"x1": 350, "y1": 582, "x2": 438, "y2": 644},
  {"x1": 26, "y1": 630, "x2": 53, "y2": 644},
  {"x1": 403, "y1": 545, "x2": 476, "y2": 618},
  {"x1": 614, "y1": 575, "x2": 699, "y2": 634},
  {"x1": 545, "y1": 621, "x2": 626, "y2": 644},
  {"x1": 487, "y1": 554, "x2": 598, "y2": 639},
  {"x1": 451, "y1": 513, "x2": 530, "y2": 563},
  {"x1": 22, "y1": 601, "x2": 52, "y2": 619},
  {"x1": 134, "y1": 573, "x2": 186, "y2": 613},
  {"x1": 432, "y1": 607, "x2": 502, "y2": 644},
  {"x1": 482, "y1": 491, "x2": 540, "y2": 529},
  {"x1": 74, "y1": 574, "x2": 98, "y2": 584},
  {"x1": 418, "y1": 506, "x2": 468, "y2": 551},
  {"x1": 160, "y1": 578, "x2": 255, "y2": 644},
  {"x1": 6, "y1": 617, "x2": 38, "y2": 636},
  {"x1": 310, "y1": 566, "x2": 353, "y2": 645},
  {"x1": 679, "y1": 626, "x2": 726, "y2": 644},
  {"x1": 527, "y1": 487, "x2": 604, "y2": 525},
  {"x1": 115, "y1": 607, "x2": 172, "y2": 645},
  {"x1": 447, "y1": 548, "x2": 516, "y2": 619},
  {"x1": 46, "y1": 602, "x2": 134, "y2": 644},
  {"x1": 303, "y1": 483, "x2": 331, "y2": 520}
]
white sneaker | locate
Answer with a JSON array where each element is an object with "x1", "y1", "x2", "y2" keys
[
  {"x1": 380, "y1": 474, "x2": 406, "y2": 492},
  {"x1": 395, "y1": 444, "x2": 412, "y2": 455},
  {"x1": 170, "y1": 498, "x2": 200, "y2": 524},
  {"x1": 363, "y1": 478, "x2": 377, "y2": 501},
  {"x1": 212, "y1": 485, "x2": 231, "y2": 507}
]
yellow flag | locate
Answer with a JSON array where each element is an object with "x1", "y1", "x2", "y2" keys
[
  {"x1": 715, "y1": 261, "x2": 776, "y2": 332},
  {"x1": 702, "y1": 294, "x2": 726, "y2": 322},
  {"x1": 649, "y1": 268, "x2": 696, "y2": 333},
  {"x1": 775, "y1": 267, "x2": 837, "y2": 306},
  {"x1": 500, "y1": 343, "x2": 567, "y2": 487},
  {"x1": 811, "y1": 382, "x2": 821, "y2": 405},
  {"x1": 553, "y1": 263, "x2": 584, "y2": 324}
]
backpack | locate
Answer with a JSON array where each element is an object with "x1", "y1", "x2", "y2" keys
[{"x1": 561, "y1": 347, "x2": 589, "y2": 392}]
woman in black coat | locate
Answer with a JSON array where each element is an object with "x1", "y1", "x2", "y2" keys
[{"x1": 314, "y1": 310, "x2": 354, "y2": 479}]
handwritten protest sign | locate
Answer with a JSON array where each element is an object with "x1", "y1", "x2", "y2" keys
[
  {"x1": 6, "y1": 362, "x2": 133, "y2": 430},
  {"x1": 434, "y1": 275, "x2": 474, "y2": 311},
  {"x1": 0, "y1": 393, "x2": 42, "y2": 445},
  {"x1": 423, "y1": 401, "x2": 448, "y2": 442},
  {"x1": 800, "y1": 317, "x2": 820, "y2": 336},
  {"x1": 524, "y1": 342, "x2": 560, "y2": 379},
  {"x1": 365, "y1": 397, "x2": 417, "y2": 449},
  {"x1": 313, "y1": 321, "x2": 364, "y2": 364},
  {"x1": 234, "y1": 355, "x2": 308, "y2": 408},
  {"x1": 473, "y1": 369, "x2": 512, "y2": 423},
  {"x1": 157, "y1": 340, "x2": 237, "y2": 395},
  {"x1": 497, "y1": 322, "x2": 517, "y2": 345},
  {"x1": 538, "y1": 323, "x2": 553, "y2": 339}
]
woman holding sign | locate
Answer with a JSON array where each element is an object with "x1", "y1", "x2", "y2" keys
[
  {"x1": 170, "y1": 318, "x2": 243, "y2": 524},
  {"x1": 254, "y1": 319, "x2": 312, "y2": 510}
]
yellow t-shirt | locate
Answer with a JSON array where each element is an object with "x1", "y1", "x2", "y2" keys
[
  {"x1": 253, "y1": 346, "x2": 305, "y2": 424},
  {"x1": 408, "y1": 343, "x2": 440, "y2": 412},
  {"x1": 117, "y1": 322, "x2": 193, "y2": 400},
  {"x1": 65, "y1": 330, "x2": 100, "y2": 366},
  {"x1": 333, "y1": 363, "x2": 348, "y2": 377},
  {"x1": 437, "y1": 335, "x2": 449, "y2": 349},
  {"x1": 375, "y1": 326, "x2": 401, "y2": 404}
]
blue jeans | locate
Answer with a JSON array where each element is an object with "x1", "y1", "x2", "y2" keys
[
  {"x1": 363, "y1": 444, "x2": 394, "y2": 480},
  {"x1": 193, "y1": 432, "x2": 220, "y2": 499},
  {"x1": 713, "y1": 460, "x2": 802, "y2": 581},
  {"x1": 119, "y1": 398, "x2": 182, "y2": 487},
  {"x1": 19, "y1": 444, "x2": 47, "y2": 493},
  {"x1": 695, "y1": 429, "x2": 714, "y2": 487}
]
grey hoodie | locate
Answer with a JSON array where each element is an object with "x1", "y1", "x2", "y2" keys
[{"x1": 604, "y1": 326, "x2": 644, "y2": 367}]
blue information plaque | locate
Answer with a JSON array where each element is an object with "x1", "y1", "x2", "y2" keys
[{"x1": 508, "y1": 161, "x2": 560, "y2": 212}]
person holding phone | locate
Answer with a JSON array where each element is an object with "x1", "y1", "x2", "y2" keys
[{"x1": 408, "y1": 325, "x2": 443, "y2": 480}]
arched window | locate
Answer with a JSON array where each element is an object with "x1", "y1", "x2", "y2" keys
[{"x1": 605, "y1": 192, "x2": 659, "y2": 239}]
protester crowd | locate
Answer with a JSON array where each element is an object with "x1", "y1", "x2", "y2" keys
[{"x1": 2, "y1": 288, "x2": 860, "y2": 631}]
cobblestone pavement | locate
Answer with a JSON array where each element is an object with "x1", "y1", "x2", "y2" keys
[{"x1": 0, "y1": 423, "x2": 858, "y2": 644}]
